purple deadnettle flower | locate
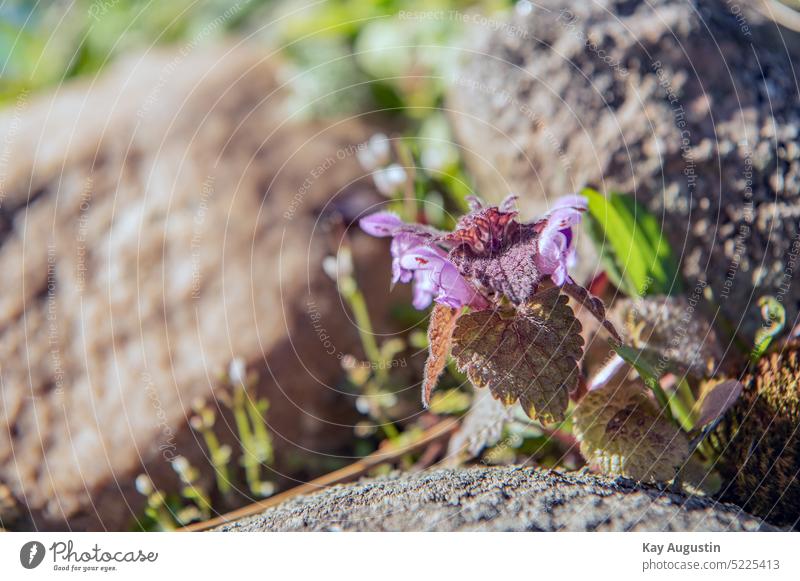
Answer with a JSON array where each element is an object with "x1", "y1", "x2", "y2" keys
[
  {"x1": 399, "y1": 245, "x2": 489, "y2": 310},
  {"x1": 534, "y1": 195, "x2": 587, "y2": 286},
  {"x1": 390, "y1": 232, "x2": 426, "y2": 284},
  {"x1": 359, "y1": 211, "x2": 404, "y2": 237},
  {"x1": 358, "y1": 193, "x2": 586, "y2": 309},
  {"x1": 359, "y1": 212, "x2": 487, "y2": 310}
]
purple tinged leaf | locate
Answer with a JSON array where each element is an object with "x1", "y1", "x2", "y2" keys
[
  {"x1": 448, "y1": 227, "x2": 542, "y2": 305},
  {"x1": 562, "y1": 280, "x2": 622, "y2": 342},
  {"x1": 450, "y1": 286, "x2": 584, "y2": 423}
]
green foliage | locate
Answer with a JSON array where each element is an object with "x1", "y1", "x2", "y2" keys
[
  {"x1": 134, "y1": 365, "x2": 276, "y2": 531},
  {"x1": 573, "y1": 381, "x2": 690, "y2": 482},
  {"x1": 1, "y1": 0, "x2": 262, "y2": 104},
  {"x1": 752, "y1": 295, "x2": 786, "y2": 361},
  {"x1": 615, "y1": 344, "x2": 668, "y2": 407},
  {"x1": 276, "y1": 0, "x2": 511, "y2": 117},
  {"x1": 582, "y1": 187, "x2": 682, "y2": 298}
]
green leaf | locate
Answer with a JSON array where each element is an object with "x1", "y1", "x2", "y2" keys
[
  {"x1": 573, "y1": 381, "x2": 690, "y2": 482},
  {"x1": 614, "y1": 344, "x2": 671, "y2": 415},
  {"x1": 451, "y1": 287, "x2": 584, "y2": 423},
  {"x1": 582, "y1": 188, "x2": 682, "y2": 297}
]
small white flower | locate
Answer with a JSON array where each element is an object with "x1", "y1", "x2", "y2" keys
[
  {"x1": 421, "y1": 146, "x2": 447, "y2": 173},
  {"x1": 172, "y1": 455, "x2": 190, "y2": 476},
  {"x1": 355, "y1": 396, "x2": 371, "y2": 415},
  {"x1": 357, "y1": 133, "x2": 391, "y2": 171},
  {"x1": 372, "y1": 164, "x2": 407, "y2": 196},
  {"x1": 322, "y1": 256, "x2": 338, "y2": 281},
  {"x1": 368, "y1": 133, "x2": 390, "y2": 164},
  {"x1": 228, "y1": 357, "x2": 247, "y2": 386},
  {"x1": 135, "y1": 474, "x2": 154, "y2": 496},
  {"x1": 322, "y1": 248, "x2": 353, "y2": 282},
  {"x1": 257, "y1": 482, "x2": 276, "y2": 497}
]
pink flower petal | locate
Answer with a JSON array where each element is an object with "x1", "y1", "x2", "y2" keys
[{"x1": 359, "y1": 211, "x2": 404, "y2": 237}]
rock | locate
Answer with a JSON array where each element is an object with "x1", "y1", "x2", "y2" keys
[
  {"x1": 214, "y1": 466, "x2": 776, "y2": 531},
  {"x1": 448, "y1": 0, "x2": 800, "y2": 338},
  {"x1": 0, "y1": 44, "x2": 388, "y2": 530}
]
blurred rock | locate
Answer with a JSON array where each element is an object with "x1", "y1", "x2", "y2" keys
[
  {"x1": 448, "y1": 0, "x2": 800, "y2": 339},
  {"x1": 0, "y1": 43, "x2": 388, "y2": 530},
  {"x1": 215, "y1": 466, "x2": 776, "y2": 531}
]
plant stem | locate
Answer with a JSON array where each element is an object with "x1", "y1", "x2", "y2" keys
[
  {"x1": 199, "y1": 426, "x2": 232, "y2": 496},
  {"x1": 669, "y1": 378, "x2": 696, "y2": 431},
  {"x1": 233, "y1": 387, "x2": 262, "y2": 495},
  {"x1": 342, "y1": 283, "x2": 386, "y2": 381}
]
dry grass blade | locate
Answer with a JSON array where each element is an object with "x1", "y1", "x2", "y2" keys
[{"x1": 179, "y1": 417, "x2": 459, "y2": 532}]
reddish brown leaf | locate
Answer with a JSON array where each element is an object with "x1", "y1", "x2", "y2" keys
[
  {"x1": 451, "y1": 286, "x2": 584, "y2": 423},
  {"x1": 422, "y1": 304, "x2": 460, "y2": 407},
  {"x1": 562, "y1": 280, "x2": 621, "y2": 342}
]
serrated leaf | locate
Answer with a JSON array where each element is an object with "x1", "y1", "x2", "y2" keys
[
  {"x1": 422, "y1": 304, "x2": 460, "y2": 407},
  {"x1": 573, "y1": 381, "x2": 690, "y2": 482},
  {"x1": 582, "y1": 188, "x2": 682, "y2": 297},
  {"x1": 562, "y1": 280, "x2": 621, "y2": 342},
  {"x1": 612, "y1": 295, "x2": 724, "y2": 378},
  {"x1": 451, "y1": 286, "x2": 584, "y2": 423},
  {"x1": 692, "y1": 379, "x2": 743, "y2": 428}
]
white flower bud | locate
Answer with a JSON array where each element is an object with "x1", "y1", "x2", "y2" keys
[
  {"x1": 135, "y1": 474, "x2": 154, "y2": 496},
  {"x1": 228, "y1": 357, "x2": 246, "y2": 385},
  {"x1": 373, "y1": 164, "x2": 407, "y2": 196},
  {"x1": 357, "y1": 133, "x2": 391, "y2": 171}
]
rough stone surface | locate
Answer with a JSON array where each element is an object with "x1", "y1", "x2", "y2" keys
[
  {"x1": 0, "y1": 44, "x2": 389, "y2": 530},
  {"x1": 448, "y1": 0, "x2": 800, "y2": 339},
  {"x1": 215, "y1": 466, "x2": 776, "y2": 531}
]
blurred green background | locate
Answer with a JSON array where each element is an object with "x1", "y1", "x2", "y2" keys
[{"x1": 0, "y1": 0, "x2": 512, "y2": 112}]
